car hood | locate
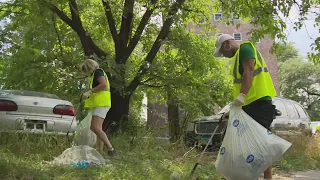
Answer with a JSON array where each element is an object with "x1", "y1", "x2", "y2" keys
[{"x1": 190, "y1": 114, "x2": 226, "y2": 123}]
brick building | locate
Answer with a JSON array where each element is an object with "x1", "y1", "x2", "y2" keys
[{"x1": 147, "y1": 13, "x2": 280, "y2": 131}]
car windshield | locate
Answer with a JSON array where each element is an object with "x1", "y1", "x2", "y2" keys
[
  {"x1": 218, "y1": 103, "x2": 231, "y2": 114},
  {"x1": 0, "y1": 90, "x2": 60, "y2": 99}
]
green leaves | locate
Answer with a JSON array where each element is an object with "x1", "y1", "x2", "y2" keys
[{"x1": 279, "y1": 58, "x2": 320, "y2": 121}]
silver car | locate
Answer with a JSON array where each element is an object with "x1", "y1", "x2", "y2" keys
[
  {"x1": 0, "y1": 90, "x2": 77, "y2": 135},
  {"x1": 271, "y1": 97, "x2": 312, "y2": 136}
]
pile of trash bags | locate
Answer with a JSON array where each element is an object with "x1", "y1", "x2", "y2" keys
[{"x1": 49, "y1": 111, "x2": 106, "y2": 168}]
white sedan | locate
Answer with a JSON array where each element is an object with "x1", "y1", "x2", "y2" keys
[{"x1": 0, "y1": 90, "x2": 77, "y2": 135}]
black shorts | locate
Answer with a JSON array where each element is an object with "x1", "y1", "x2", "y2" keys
[{"x1": 242, "y1": 99, "x2": 276, "y2": 130}]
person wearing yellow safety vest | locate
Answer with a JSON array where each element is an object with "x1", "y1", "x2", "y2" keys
[
  {"x1": 316, "y1": 123, "x2": 320, "y2": 134},
  {"x1": 79, "y1": 59, "x2": 117, "y2": 157},
  {"x1": 213, "y1": 34, "x2": 277, "y2": 180}
]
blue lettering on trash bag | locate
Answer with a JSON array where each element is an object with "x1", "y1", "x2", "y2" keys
[
  {"x1": 248, "y1": 154, "x2": 265, "y2": 173},
  {"x1": 267, "y1": 130, "x2": 272, "y2": 135},
  {"x1": 236, "y1": 123, "x2": 249, "y2": 136},
  {"x1": 246, "y1": 154, "x2": 255, "y2": 163},
  {"x1": 220, "y1": 147, "x2": 226, "y2": 155},
  {"x1": 233, "y1": 120, "x2": 239, "y2": 127}
]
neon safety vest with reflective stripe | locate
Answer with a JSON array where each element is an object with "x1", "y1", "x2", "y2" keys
[
  {"x1": 84, "y1": 68, "x2": 111, "y2": 108},
  {"x1": 230, "y1": 42, "x2": 277, "y2": 106}
]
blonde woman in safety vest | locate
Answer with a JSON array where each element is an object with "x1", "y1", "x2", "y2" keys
[
  {"x1": 214, "y1": 34, "x2": 277, "y2": 180},
  {"x1": 79, "y1": 59, "x2": 117, "y2": 157}
]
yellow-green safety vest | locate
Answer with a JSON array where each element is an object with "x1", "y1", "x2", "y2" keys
[
  {"x1": 230, "y1": 42, "x2": 277, "y2": 106},
  {"x1": 84, "y1": 68, "x2": 111, "y2": 108},
  {"x1": 317, "y1": 123, "x2": 320, "y2": 132}
]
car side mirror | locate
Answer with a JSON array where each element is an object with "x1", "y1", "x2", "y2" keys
[{"x1": 275, "y1": 109, "x2": 282, "y2": 116}]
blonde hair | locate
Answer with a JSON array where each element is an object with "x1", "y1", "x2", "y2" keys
[{"x1": 79, "y1": 59, "x2": 99, "y2": 75}]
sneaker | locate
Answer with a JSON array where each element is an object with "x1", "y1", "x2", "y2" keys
[{"x1": 108, "y1": 149, "x2": 118, "y2": 157}]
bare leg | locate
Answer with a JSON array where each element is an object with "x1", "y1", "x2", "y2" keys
[
  {"x1": 96, "y1": 135, "x2": 104, "y2": 152},
  {"x1": 90, "y1": 116, "x2": 113, "y2": 149},
  {"x1": 264, "y1": 166, "x2": 272, "y2": 179}
]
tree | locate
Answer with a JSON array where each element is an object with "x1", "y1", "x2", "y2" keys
[
  {"x1": 145, "y1": 28, "x2": 232, "y2": 141},
  {"x1": 279, "y1": 59, "x2": 320, "y2": 120},
  {"x1": 272, "y1": 42, "x2": 299, "y2": 62},
  {"x1": 0, "y1": 0, "x2": 318, "y2": 132}
]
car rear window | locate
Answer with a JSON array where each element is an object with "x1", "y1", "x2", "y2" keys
[
  {"x1": 294, "y1": 104, "x2": 308, "y2": 119},
  {"x1": 0, "y1": 90, "x2": 60, "y2": 99},
  {"x1": 283, "y1": 100, "x2": 299, "y2": 118}
]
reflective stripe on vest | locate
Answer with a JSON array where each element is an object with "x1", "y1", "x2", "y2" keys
[
  {"x1": 230, "y1": 41, "x2": 277, "y2": 106},
  {"x1": 233, "y1": 51, "x2": 269, "y2": 84}
]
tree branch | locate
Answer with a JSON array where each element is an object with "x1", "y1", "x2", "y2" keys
[
  {"x1": 101, "y1": 0, "x2": 120, "y2": 46},
  {"x1": 124, "y1": 7, "x2": 154, "y2": 61},
  {"x1": 69, "y1": 0, "x2": 81, "y2": 23},
  {"x1": 126, "y1": 0, "x2": 186, "y2": 94},
  {"x1": 302, "y1": 87, "x2": 320, "y2": 97},
  {"x1": 51, "y1": 13, "x2": 63, "y2": 55},
  {"x1": 46, "y1": 2, "x2": 74, "y2": 28},
  {"x1": 119, "y1": 0, "x2": 135, "y2": 48}
]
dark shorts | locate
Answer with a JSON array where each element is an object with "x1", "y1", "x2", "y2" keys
[{"x1": 242, "y1": 99, "x2": 276, "y2": 130}]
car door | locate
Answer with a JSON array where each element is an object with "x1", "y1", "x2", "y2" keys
[
  {"x1": 272, "y1": 98, "x2": 289, "y2": 132},
  {"x1": 282, "y1": 100, "x2": 300, "y2": 132}
]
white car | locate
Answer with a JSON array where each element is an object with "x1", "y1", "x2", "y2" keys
[{"x1": 0, "y1": 90, "x2": 77, "y2": 135}]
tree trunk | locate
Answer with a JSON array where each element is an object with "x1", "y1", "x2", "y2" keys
[
  {"x1": 103, "y1": 89, "x2": 131, "y2": 133},
  {"x1": 167, "y1": 87, "x2": 180, "y2": 142}
]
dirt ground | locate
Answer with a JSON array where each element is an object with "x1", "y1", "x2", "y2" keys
[{"x1": 269, "y1": 171, "x2": 320, "y2": 180}]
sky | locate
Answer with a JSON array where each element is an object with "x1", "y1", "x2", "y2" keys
[{"x1": 283, "y1": 5, "x2": 320, "y2": 59}]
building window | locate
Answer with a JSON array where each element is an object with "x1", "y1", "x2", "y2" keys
[
  {"x1": 232, "y1": 13, "x2": 240, "y2": 20},
  {"x1": 256, "y1": 39, "x2": 261, "y2": 43},
  {"x1": 214, "y1": 13, "x2": 222, "y2": 21},
  {"x1": 233, "y1": 33, "x2": 242, "y2": 41}
]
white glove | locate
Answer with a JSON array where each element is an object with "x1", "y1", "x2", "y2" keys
[
  {"x1": 82, "y1": 90, "x2": 92, "y2": 99},
  {"x1": 232, "y1": 93, "x2": 246, "y2": 106}
]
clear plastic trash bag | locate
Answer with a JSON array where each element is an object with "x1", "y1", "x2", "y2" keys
[
  {"x1": 73, "y1": 111, "x2": 97, "y2": 147},
  {"x1": 49, "y1": 145, "x2": 106, "y2": 167},
  {"x1": 215, "y1": 106, "x2": 292, "y2": 180}
]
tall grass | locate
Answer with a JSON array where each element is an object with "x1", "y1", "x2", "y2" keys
[
  {"x1": 0, "y1": 131, "x2": 319, "y2": 180},
  {"x1": 0, "y1": 131, "x2": 221, "y2": 180},
  {"x1": 276, "y1": 134, "x2": 320, "y2": 171}
]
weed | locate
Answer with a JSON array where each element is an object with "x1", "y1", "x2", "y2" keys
[
  {"x1": 0, "y1": 131, "x2": 319, "y2": 179},
  {"x1": 0, "y1": 131, "x2": 222, "y2": 180},
  {"x1": 275, "y1": 135, "x2": 320, "y2": 172}
]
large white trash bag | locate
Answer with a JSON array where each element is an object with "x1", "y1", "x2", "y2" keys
[
  {"x1": 215, "y1": 106, "x2": 292, "y2": 180},
  {"x1": 74, "y1": 111, "x2": 97, "y2": 147},
  {"x1": 49, "y1": 145, "x2": 106, "y2": 166}
]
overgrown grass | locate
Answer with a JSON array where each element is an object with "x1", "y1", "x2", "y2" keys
[
  {"x1": 0, "y1": 132, "x2": 222, "y2": 180},
  {"x1": 276, "y1": 134, "x2": 320, "y2": 172},
  {"x1": 0, "y1": 131, "x2": 319, "y2": 180}
]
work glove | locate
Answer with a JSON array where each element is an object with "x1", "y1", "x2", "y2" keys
[
  {"x1": 221, "y1": 111, "x2": 229, "y2": 120},
  {"x1": 82, "y1": 90, "x2": 92, "y2": 99},
  {"x1": 232, "y1": 93, "x2": 246, "y2": 107}
]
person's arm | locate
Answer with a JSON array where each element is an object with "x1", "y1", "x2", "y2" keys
[
  {"x1": 238, "y1": 44, "x2": 256, "y2": 95},
  {"x1": 240, "y1": 59, "x2": 255, "y2": 95},
  {"x1": 91, "y1": 76, "x2": 107, "y2": 93}
]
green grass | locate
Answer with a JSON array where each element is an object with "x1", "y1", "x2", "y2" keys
[
  {"x1": 275, "y1": 134, "x2": 320, "y2": 172},
  {"x1": 0, "y1": 132, "x2": 222, "y2": 180},
  {"x1": 0, "y1": 131, "x2": 319, "y2": 180}
]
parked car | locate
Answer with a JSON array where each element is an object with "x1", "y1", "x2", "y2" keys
[
  {"x1": 0, "y1": 90, "x2": 77, "y2": 135},
  {"x1": 184, "y1": 97, "x2": 312, "y2": 149},
  {"x1": 184, "y1": 105, "x2": 229, "y2": 149},
  {"x1": 271, "y1": 97, "x2": 312, "y2": 136}
]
